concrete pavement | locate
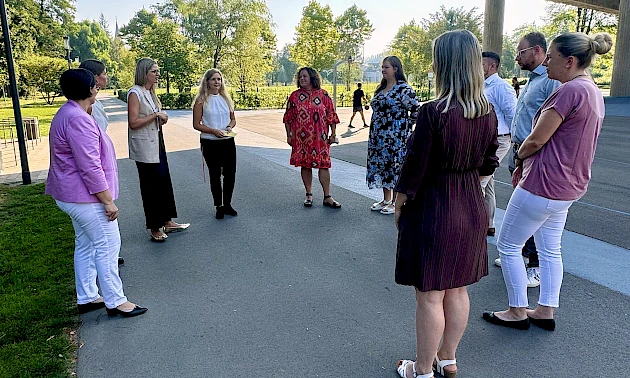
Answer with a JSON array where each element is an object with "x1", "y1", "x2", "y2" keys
[{"x1": 2, "y1": 94, "x2": 630, "y2": 377}]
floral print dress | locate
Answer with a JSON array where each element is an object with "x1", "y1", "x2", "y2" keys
[
  {"x1": 283, "y1": 88, "x2": 340, "y2": 168},
  {"x1": 367, "y1": 81, "x2": 420, "y2": 189}
]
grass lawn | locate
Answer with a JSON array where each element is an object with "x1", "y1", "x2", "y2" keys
[
  {"x1": 0, "y1": 183, "x2": 78, "y2": 377},
  {"x1": 0, "y1": 98, "x2": 65, "y2": 139}
]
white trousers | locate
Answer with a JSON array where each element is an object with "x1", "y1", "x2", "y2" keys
[
  {"x1": 481, "y1": 134, "x2": 512, "y2": 227},
  {"x1": 56, "y1": 201, "x2": 127, "y2": 308},
  {"x1": 497, "y1": 186, "x2": 573, "y2": 308}
]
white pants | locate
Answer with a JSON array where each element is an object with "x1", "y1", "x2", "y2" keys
[
  {"x1": 56, "y1": 201, "x2": 127, "y2": 308},
  {"x1": 481, "y1": 134, "x2": 512, "y2": 227},
  {"x1": 497, "y1": 186, "x2": 573, "y2": 308}
]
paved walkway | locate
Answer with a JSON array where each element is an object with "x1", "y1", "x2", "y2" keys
[{"x1": 3, "y1": 94, "x2": 630, "y2": 377}]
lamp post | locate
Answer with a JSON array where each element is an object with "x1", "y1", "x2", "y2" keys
[
  {"x1": 0, "y1": 0, "x2": 30, "y2": 184},
  {"x1": 63, "y1": 35, "x2": 71, "y2": 69},
  {"x1": 332, "y1": 55, "x2": 353, "y2": 109}
]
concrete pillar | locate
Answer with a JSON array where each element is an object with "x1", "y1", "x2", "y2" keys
[
  {"x1": 611, "y1": 0, "x2": 630, "y2": 97},
  {"x1": 482, "y1": 0, "x2": 505, "y2": 55}
]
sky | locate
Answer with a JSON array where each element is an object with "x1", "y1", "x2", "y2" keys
[{"x1": 75, "y1": 0, "x2": 551, "y2": 57}]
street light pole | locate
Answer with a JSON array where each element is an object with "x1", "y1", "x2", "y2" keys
[
  {"x1": 63, "y1": 35, "x2": 71, "y2": 69},
  {"x1": 0, "y1": 0, "x2": 30, "y2": 184}
]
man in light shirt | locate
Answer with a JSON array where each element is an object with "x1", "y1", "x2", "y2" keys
[
  {"x1": 481, "y1": 51, "x2": 516, "y2": 238},
  {"x1": 495, "y1": 32, "x2": 561, "y2": 289}
]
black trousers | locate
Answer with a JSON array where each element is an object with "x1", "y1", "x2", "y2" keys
[
  {"x1": 201, "y1": 138, "x2": 236, "y2": 207},
  {"x1": 135, "y1": 144, "x2": 178, "y2": 230}
]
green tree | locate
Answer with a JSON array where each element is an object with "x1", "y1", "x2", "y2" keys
[
  {"x1": 20, "y1": 54, "x2": 67, "y2": 104},
  {"x1": 69, "y1": 20, "x2": 111, "y2": 64},
  {"x1": 222, "y1": 13, "x2": 276, "y2": 92},
  {"x1": 174, "y1": 0, "x2": 273, "y2": 69},
  {"x1": 108, "y1": 38, "x2": 136, "y2": 90},
  {"x1": 388, "y1": 20, "x2": 429, "y2": 83},
  {"x1": 272, "y1": 44, "x2": 299, "y2": 85},
  {"x1": 335, "y1": 5, "x2": 373, "y2": 90},
  {"x1": 291, "y1": 0, "x2": 339, "y2": 70},
  {"x1": 98, "y1": 13, "x2": 111, "y2": 38},
  {"x1": 138, "y1": 20, "x2": 197, "y2": 93},
  {"x1": 119, "y1": 9, "x2": 158, "y2": 51},
  {"x1": 424, "y1": 6, "x2": 482, "y2": 41}
]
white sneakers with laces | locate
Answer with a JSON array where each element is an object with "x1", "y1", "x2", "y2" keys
[{"x1": 526, "y1": 267, "x2": 541, "y2": 288}]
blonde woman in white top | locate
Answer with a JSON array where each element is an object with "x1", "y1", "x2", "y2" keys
[{"x1": 192, "y1": 68, "x2": 237, "y2": 219}]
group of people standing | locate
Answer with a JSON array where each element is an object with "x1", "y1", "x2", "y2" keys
[{"x1": 44, "y1": 25, "x2": 611, "y2": 376}]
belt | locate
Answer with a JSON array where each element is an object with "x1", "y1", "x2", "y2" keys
[{"x1": 498, "y1": 133, "x2": 511, "y2": 137}]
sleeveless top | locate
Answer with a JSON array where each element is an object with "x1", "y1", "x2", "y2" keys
[
  {"x1": 127, "y1": 85, "x2": 161, "y2": 163},
  {"x1": 200, "y1": 94, "x2": 232, "y2": 140}
]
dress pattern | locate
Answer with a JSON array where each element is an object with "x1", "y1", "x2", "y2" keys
[
  {"x1": 283, "y1": 89, "x2": 340, "y2": 168},
  {"x1": 367, "y1": 81, "x2": 420, "y2": 189},
  {"x1": 395, "y1": 101, "x2": 500, "y2": 291}
]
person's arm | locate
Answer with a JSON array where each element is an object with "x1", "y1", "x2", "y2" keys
[
  {"x1": 323, "y1": 91, "x2": 340, "y2": 144},
  {"x1": 95, "y1": 189, "x2": 118, "y2": 221},
  {"x1": 401, "y1": 85, "x2": 420, "y2": 124},
  {"x1": 192, "y1": 101, "x2": 225, "y2": 137},
  {"x1": 127, "y1": 92, "x2": 159, "y2": 130},
  {"x1": 283, "y1": 95, "x2": 295, "y2": 146},
  {"x1": 479, "y1": 112, "x2": 500, "y2": 180},
  {"x1": 499, "y1": 84, "x2": 517, "y2": 130},
  {"x1": 226, "y1": 111, "x2": 236, "y2": 132},
  {"x1": 516, "y1": 108, "x2": 563, "y2": 162}
]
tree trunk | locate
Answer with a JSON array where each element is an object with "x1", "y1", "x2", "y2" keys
[
  {"x1": 166, "y1": 71, "x2": 170, "y2": 94},
  {"x1": 576, "y1": 8, "x2": 583, "y2": 32},
  {"x1": 586, "y1": 10, "x2": 594, "y2": 34}
]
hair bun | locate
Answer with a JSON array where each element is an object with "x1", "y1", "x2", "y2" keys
[{"x1": 592, "y1": 33, "x2": 613, "y2": 55}]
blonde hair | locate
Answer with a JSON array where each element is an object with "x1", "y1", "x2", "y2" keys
[
  {"x1": 134, "y1": 57, "x2": 162, "y2": 109},
  {"x1": 432, "y1": 30, "x2": 490, "y2": 119},
  {"x1": 192, "y1": 68, "x2": 234, "y2": 112},
  {"x1": 552, "y1": 32, "x2": 613, "y2": 69}
]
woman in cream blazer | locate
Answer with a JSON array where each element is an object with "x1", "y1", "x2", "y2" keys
[{"x1": 127, "y1": 58, "x2": 189, "y2": 242}]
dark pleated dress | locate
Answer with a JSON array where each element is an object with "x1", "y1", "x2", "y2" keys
[{"x1": 395, "y1": 101, "x2": 499, "y2": 292}]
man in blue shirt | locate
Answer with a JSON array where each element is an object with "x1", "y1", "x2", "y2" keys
[
  {"x1": 495, "y1": 32, "x2": 560, "y2": 289},
  {"x1": 482, "y1": 51, "x2": 517, "y2": 238}
]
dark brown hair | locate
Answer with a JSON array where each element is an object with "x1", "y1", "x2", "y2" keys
[
  {"x1": 295, "y1": 67, "x2": 322, "y2": 90},
  {"x1": 374, "y1": 56, "x2": 407, "y2": 95}
]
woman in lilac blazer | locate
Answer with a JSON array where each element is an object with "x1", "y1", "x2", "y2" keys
[{"x1": 46, "y1": 69, "x2": 147, "y2": 318}]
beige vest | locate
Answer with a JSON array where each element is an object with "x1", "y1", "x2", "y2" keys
[{"x1": 127, "y1": 85, "x2": 160, "y2": 163}]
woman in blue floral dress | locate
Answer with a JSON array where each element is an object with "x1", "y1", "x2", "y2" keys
[{"x1": 367, "y1": 56, "x2": 420, "y2": 214}]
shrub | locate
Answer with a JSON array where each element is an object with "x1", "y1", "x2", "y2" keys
[{"x1": 117, "y1": 89, "x2": 128, "y2": 102}]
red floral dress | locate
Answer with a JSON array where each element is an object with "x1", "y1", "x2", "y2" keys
[{"x1": 283, "y1": 89, "x2": 340, "y2": 168}]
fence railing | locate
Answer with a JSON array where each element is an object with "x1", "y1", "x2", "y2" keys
[{"x1": 0, "y1": 117, "x2": 41, "y2": 172}]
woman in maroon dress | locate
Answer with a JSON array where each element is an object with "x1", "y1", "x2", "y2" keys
[
  {"x1": 394, "y1": 30, "x2": 499, "y2": 378},
  {"x1": 283, "y1": 67, "x2": 341, "y2": 208}
]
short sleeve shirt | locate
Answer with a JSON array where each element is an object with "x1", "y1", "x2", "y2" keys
[
  {"x1": 353, "y1": 89, "x2": 365, "y2": 106},
  {"x1": 520, "y1": 78, "x2": 605, "y2": 200}
]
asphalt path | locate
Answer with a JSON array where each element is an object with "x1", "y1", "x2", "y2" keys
[{"x1": 77, "y1": 144, "x2": 630, "y2": 377}]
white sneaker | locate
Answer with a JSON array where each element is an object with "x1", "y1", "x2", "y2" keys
[
  {"x1": 370, "y1": 200, "x2": 391, "y2": 211},
  {"x1": 380, "y1": 204, "x2": 395, "y2": 215},
  {"x1": 527, "y1": 267, "x2": 541, "y2": 288}
]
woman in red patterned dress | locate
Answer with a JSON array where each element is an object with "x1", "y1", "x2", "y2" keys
[{"x1": 283, "y1": 67, "x2": 341, "y2": 208}]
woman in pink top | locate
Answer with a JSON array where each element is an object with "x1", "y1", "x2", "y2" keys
[
  {"x1": 483, "y1": 32, "x2": 613, "y2": 331},
  {"x1": 46, "y1": 69, "x2": 147, "y2": 318}
]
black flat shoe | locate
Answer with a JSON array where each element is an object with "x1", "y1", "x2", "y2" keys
[
  {"x1": 106, "y1": 305, "x2": 148, "y2": 318},
  {"x1": 216, "y1": 206, "x2": 224, "y2": 219},
  {"x1": 482, "y1": 311, "x2": 530, "y2": 330},
  {"x1": 118, "y1": 257, "x2": 125, "y2": 265},
  {"x1": 528, "y1": 316, "x2": 556, "y2": 331},
  {"x1": 223, "y1": 205, "x2": 238, "y2": 216},
  {"x1": 77, "y1": 301, "x2": 105, "y2": 314}
]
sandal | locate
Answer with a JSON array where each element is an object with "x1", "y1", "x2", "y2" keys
[
  {"x1": 434, "y1": 355, "x2": 457, "y2": 378},
  {"x1": 323, "y1": 195, "x2": 341, "y2": 209},
  {"x1": 150, "y1": 230, "x2": 168, "y2": 242},
  {"x1": 397, "y1": 360, "x2": 434, "y2": 378},
  {"x1": 304, "y1": 193, "x2": 313, "y2": 207},
  {"x1": 164, "y1": 222, "x2": 190, "y2": 233}
]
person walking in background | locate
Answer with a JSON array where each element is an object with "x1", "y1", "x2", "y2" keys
[
  {"x1": 349, "y1": 82, "x2": 368, "y2": 128},
  {"x1": 481, "y1": 52, "x2": 517, "y2": 237},
  {"x1": 367, "y1": 56, "x2": 419, "y2": 215},
  {"x1": 283, "y1": 67, "x2": 341, "y2": 209},
  {"x1": 79, "y1": 59, "x2": 124, "y2": 266},
  {"x1": 483, "y1": 32, "x2": 612, "y2": 332},
  {"x1": 46, "y1": 69, "x2": 147, "y2": 317},
  {"x1": 494, "y1": 32, "x2": 561, "y2": 289},
  {"x1": 127, "y1": 58, "x2": 189, "y2": 242},
  {"x1": 394, "y1": 30, "x2": 499, "y2": 378},
  {"x1": 192, "y1": 68, "x2": 238, "y2": 219},
  {"x1": 512, "y1": 77, "x2": 521, "y2": 97}
]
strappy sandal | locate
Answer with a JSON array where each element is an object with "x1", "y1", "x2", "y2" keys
[
  {"x1": 397, "y1": 360, "x2": 434, "y2": 378},
  {"x1": 150, "y1": 230, "x2": 168, "y2": 242},
  {"x1": 323, "y1": 195, "x2": 341, "y2": 209},
  {"x1": 434, "y1": 355, "x2": 457, "y2": 378},
  {"x1": 304, "y1": 193, "x2": 313, "y2": 207}
]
